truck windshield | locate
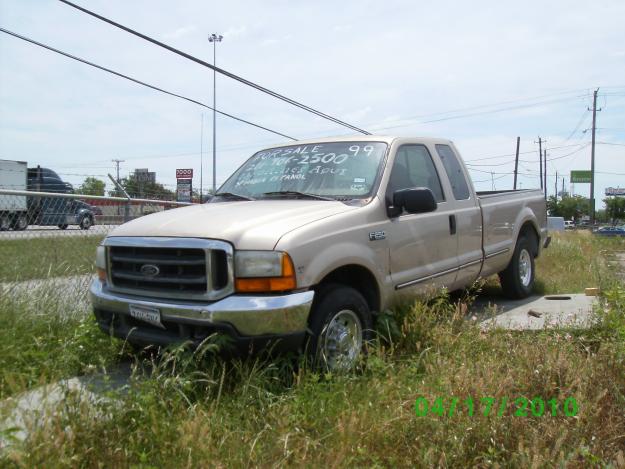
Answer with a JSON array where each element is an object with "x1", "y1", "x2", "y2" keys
[{"x1": 218, "y1": 142, "x2": 388, "y2": 199}]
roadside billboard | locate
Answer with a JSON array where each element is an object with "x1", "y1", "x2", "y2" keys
[
  {"x1": 176, "y1": 168, "x2": 193, "y2": 179},
  {"x1": 570, "y1": 170, "x2": 591, "y2": 183},
  {"x1": 571, "y1": 169, "x2": 592, "y2": 184},
  {"x1": 176, "y1": 179, "x2": 192, "y2": 202},
  {"x1": 605, "y1": 187, "x2": 625, "y2": 196}
]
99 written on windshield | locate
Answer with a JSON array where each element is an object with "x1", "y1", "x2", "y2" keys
[{"x1": 221, "y1": 142, "x2": 388, "y2": 198}]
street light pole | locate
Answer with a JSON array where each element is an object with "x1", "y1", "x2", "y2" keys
[{"x1": 208, "y1": 33, "x2": 223, "y2": 194}]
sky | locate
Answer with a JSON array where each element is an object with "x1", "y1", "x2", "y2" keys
[{"x1": 1, "y1": 0, "x2": 624, "y2": 204}]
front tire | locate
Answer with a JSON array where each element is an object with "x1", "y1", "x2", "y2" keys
[
  {"x1": 307, "y1": 284, "x2": 372, "y2": 371},
  {"x1": 79, "y1": 215, "x2": 92, "y2": 230},
  {"x1": 498, "y1": 235, "x2": 536, "y2": 299},
  {"x1": 58, "y1": 224, "x2": 68, "y2": 230}
]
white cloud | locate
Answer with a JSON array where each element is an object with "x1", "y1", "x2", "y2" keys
[
  {"x1": 223, "y1": 25, "x2": 247, "y2": 40},
  {"x1": 163, "y1": 24, "x2": 197, "y2": 39},
  {"x1": 260, "y1": 38, "x2": 279, "y2": 47},
  {"x1": 1, "y1": 0, "x2": 624, "y2": 198}
]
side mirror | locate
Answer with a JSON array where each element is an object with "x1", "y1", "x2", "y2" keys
[{"x1": 388, "y1": 187, "x2": 437, "y2": 217}]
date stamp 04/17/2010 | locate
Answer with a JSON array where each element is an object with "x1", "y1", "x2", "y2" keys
[{"x1": 414, "y1": 396, "x2": 579, "y2": 418}]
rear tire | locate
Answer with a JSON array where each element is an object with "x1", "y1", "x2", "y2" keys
[
  {"x1": 0, "y1": 215, "x2": 11, "y2": 231},
  {"x1": 306, "y1": 284, "x2": 372, "y2": 371},
  {"x1": 498, "y1": 235, "x2": 536, "y2": 299},
  {"x1": 58, "y1": 224, "x2": 68, "y2": 230}
]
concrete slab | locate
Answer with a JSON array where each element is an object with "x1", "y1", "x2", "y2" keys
[
  {"x1": 473, "y1": 293, "x2": 598, "y2": 330},
  {"x1": 0, "y1": 362, "x2": 134, "y2": 448}
]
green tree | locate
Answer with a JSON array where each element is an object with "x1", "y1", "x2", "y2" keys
[
  {"x1": 76, "y1": 177, "x2": 106, "y2": 196},
  {"x1": 547, "y1": 194, "x2": 590, "y2": 221},
  {"x1": 604, "y1": 197, "x2": 625, "y2": 224},
  {"x1": 120, "y1": 175, "x2": 175, "y2": 200}
]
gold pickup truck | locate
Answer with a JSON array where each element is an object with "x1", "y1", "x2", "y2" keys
[{"x1": 91, "y1": 136, "x2": 548, "y2": 370}]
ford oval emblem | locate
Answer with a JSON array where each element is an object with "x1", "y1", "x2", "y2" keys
[{"x1": 140, "y1": 264, "x2": 160, "y2": 277}]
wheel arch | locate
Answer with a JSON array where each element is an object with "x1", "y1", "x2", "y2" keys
[
  {"x1": 314, "y1": 264, "x2": 381, "y2": 313},
  {"x1": 518, "y1": 220, "x2": 540, "y2": 257}
]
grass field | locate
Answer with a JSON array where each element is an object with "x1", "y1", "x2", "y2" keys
[
  {"x1": 0, "y1": 236, "x2": 103, "y2": 282},
  {"x1": 0, "y1": 231, "x2": 624, "y2": 467}
]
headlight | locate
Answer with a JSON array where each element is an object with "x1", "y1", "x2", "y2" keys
[
  {"x1": 234, "y1": 251, "x2": 296, "y2": 293},
  {"x1": 95, "y1": 245, "x2": 107, "y2": 283}
]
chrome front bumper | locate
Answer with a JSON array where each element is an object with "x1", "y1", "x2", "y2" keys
[{"x1": 90, "y1": 279, "x2": 314, "y2": 337}]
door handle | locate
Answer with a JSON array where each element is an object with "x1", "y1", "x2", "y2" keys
[{"x1": 449, "y1": 214, "x2": 457, "y2": 235}]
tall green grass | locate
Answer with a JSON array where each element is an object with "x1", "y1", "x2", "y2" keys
[
  {"x1": 1, "y1": 287, "x2": 624, "y2": 467},
  {"x1": 0, "y1": 236, "x2": 103, "y2": 282},
  {"x1": 0, "y1": 232, "x2": 624, "y2": 467}
]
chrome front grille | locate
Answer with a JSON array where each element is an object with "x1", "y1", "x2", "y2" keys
[{"x1": 104, "y1": 237, "x2": 233, "y2": 301}]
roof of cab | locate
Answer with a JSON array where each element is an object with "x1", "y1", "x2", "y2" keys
[{"x1": 256, "y1": 135, "x2": 454, "y2": 151}]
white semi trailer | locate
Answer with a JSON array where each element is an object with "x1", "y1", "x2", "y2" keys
[{"x1": 0, "y1": 159, "x2": 29, "y2": 230}]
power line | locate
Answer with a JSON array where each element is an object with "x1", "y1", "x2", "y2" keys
[
  {"x1": 57, "y1": 0, "x2": 371, "y2": 135},
  {"x1": 369, "y1": 95, "x2": 588, "y2": 132},
  {"x1": 0, "y1": 27, "x2": 296, "y2": 141},
  {"x1": 363, "y1": 89, "x2": 590, "y2": 131},
  {"x1": 464, "y1": 142, "x2": 587, "y2": 162},
  {"x1": 562, "y1": 108, "x2": 590, "y2": 143}
]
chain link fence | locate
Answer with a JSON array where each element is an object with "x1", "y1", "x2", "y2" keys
[{"x1": 0, "y1": 189, "x2": 194, "y2": 311}]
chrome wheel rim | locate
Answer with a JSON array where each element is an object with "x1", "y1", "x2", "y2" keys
[
  {"x1": 82, "y1": 217, "x2": 91, "y2": 229},
  {"x1": 319, "y1": 309, "x2": 362, "y2": 371},
  {"x1": 519, "y1": 249, "x2": 532, "y2": 287}
]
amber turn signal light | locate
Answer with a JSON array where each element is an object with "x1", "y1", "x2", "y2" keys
[
  {"x1": 235, "y1": 253, "x2": 296, "y2": 293},
  {"x1": 97, "y1": 267, "x2": 107, "y2": 283}
]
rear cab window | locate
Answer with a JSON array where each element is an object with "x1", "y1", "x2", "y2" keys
[{"x1": 435, "y1": 144, "x2": 471, "y2": 200}]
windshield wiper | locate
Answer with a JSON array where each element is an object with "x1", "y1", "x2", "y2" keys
[
  {"x1": 261, "y1": 191, "x2": 334, "y2": 201},
  {"x1": 214, "y1": 192, "x2": 255, "y2": 201}
]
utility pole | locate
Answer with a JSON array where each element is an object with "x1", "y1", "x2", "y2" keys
[
  {"x1": 112, "y1": 159, "x2": 124, "y2": 184},
  {"x1": 111, "y1": 159, "x2": 124, "y2": 216},
  {"x1": 200, "y1": 113, "x2": 204, "y2": 202},
  {"x1": 491, "y1": 172, "x2": 495, "y2": 191},
  {"x1": 513, "y1": 136, "x2": 520, "y2": 190},
  {"x1": 536, "y1": 137, "x2": 543, "y2": 190},
  {"x1": 555, "y1": 171, "x2": 558, "y2": 200},
  {"x1": 589, "y1": 88, "x2": 601, "y2": 225},
  {"x1": 562, "y1": 177, "x2": 565, "y2": 197},
  {"x1": 208, "y1": 33, "x2": 223, "y2": 194},
  {"x1": 543, "y1": 148, "x2": 547, "y2": 200}
]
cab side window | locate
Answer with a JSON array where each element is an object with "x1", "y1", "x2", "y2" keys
[
  {"x1": 435, "y1": 144, "x2": 470, "y2": 200},
  {"x1": 388, "y1": 145, "x2": 444, "y2": 203}
]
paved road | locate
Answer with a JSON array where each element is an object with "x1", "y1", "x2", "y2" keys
[{"x1": 0, "y1": 224, "x2": 117, "y2": 240}]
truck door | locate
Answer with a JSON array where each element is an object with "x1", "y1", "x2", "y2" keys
[
  {"x1": 386, "y1": 144, "x2": 459, "y2": 294},
  {"x1": 435, "y1": 143, "x2": 483, "y2": 286}
]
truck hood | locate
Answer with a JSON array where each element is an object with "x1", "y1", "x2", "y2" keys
[{"x1": 108, "y1": 200, "x2": 357, "y2": 250}]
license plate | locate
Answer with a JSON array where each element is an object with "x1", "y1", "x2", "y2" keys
[{"x1": 129, "y1": 304, "x2": 164, "y2": 329}]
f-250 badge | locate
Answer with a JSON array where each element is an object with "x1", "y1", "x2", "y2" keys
[{"x1": 369, "y1": 231, "x2": 386, "y2": 241}]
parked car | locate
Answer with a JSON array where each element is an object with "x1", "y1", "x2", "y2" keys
[
  {"x1": 593, "y1": 225, "x2": 625, "y2": 237},
  {"x1": 564, "y1": 220, "x2": 575, "y2": 230},
  {"x1": 90, "y1": 136, "x2": 549, "y2": 370}
]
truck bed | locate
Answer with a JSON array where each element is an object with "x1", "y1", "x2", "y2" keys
[{"x1": 476, "y1": 188, "x2": 547, "y2": 277}]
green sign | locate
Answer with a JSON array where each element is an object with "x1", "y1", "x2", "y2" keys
[{"x1": 571, "y1": 170, "x2": 591, "y2": 183}]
